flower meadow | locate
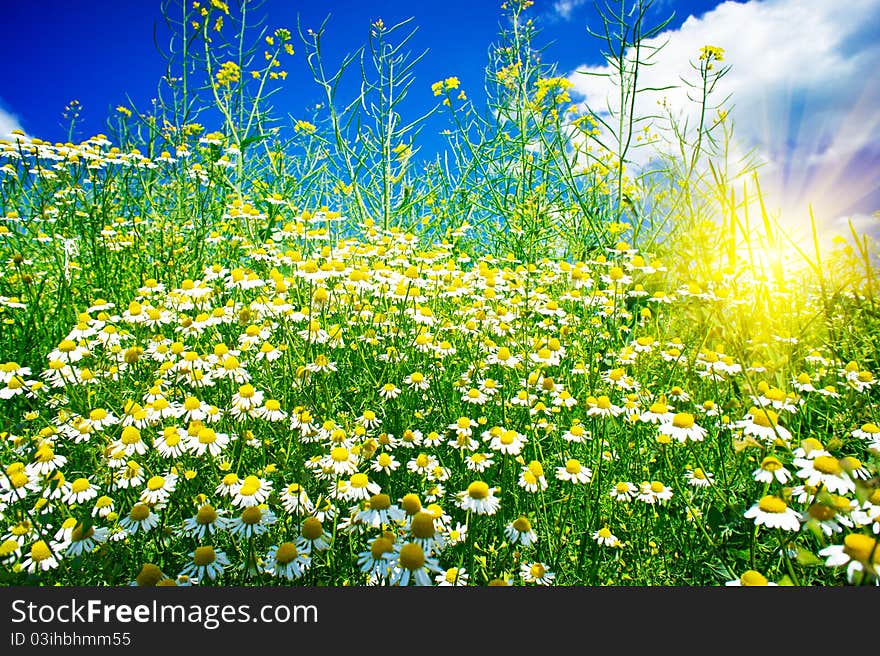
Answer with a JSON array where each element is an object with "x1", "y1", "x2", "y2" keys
[{"x1": 1, "y1": 0, "x2": 879, "y2": 587}]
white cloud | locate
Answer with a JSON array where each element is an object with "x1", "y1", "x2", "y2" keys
[
  {"x1": 566, "y1": 0, "x2": 880, "y2": 240},
  {"x1": 0, "y1": 101, "x2": 26, "y2": 140},
  {"x1": 551, "y1": 0, "x2": 587, "y2": 21}
]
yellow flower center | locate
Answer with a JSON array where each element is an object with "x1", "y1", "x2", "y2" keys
[
  {"x1": 274, "y1": 542, "x2": 299, "y2": 565},
  {"x1": 843, "y1": 534, "x2": 879, "y2": 564},
  {"x1": 672, "y1": 412, "x2": 695, "y2": 429},
  {"x1": 197, "y1": 428, "x2": 217, "y2": 444},
  {"x1": 757, "y1": 496, "x2": 787, "y2": 514},
  {"x1": 371, "y1": 537, "x2": 395, "y2": 559},
  {"x1": 136, "y1": 563, "x2": 163, "y2": 586},
  {"x1": 401, "y1": 494, "x2": 422, "y2": 515},
  {"x1": 30, "y1": 540, "x2": 52, "y2": 562},
  {"x1": 350, "y1": 473, "x2": 369, "y2": 489},
  {"x1": 760, "y1": 456, "x2": 783, "y2": 472},
  {"x1": 808, "y1": 504, "x2": 836, "y2": 521},
  {"x1": 529, "y1": 563, "x2": 546, "y2": 578},
  {"x1": 193, "y1": 546, "x2": 217, "y2": 566},
  {"x1": 183, "y1": 396, "x2": 201, "y2": 411},
  {"x1": 467, "y1": 481, "x2": 490, "y2": 499},
  {"x1": 70, "y1": 524, "x2": 95, "y2": 542},
  {"x1": 129, "y1": 504, "x2": 151, "y2": 521},
  {"x1": 840, "y1": 457, "x2": 862, "y2": 472},
  {"x1": 196, "y1": 505, "x2": 218, "y2": 524},
  {"x1": 740, "y1": 570, "x2": 769, "y2": 586},
  {"x1": 239, "y1": 480, "x2": 260, "y2": 497},
  {"x1": 410, "y1": 512, "x2": 436, "y2": 539},
  {"x1": 33, "y1": 446, "x2": 55, "y2": 463},
  {"x1": 750, "y1": 407, "x2": 778, "y2": 428},
  {"x1": 240, "y1": 507, "x2": 262, "y2": 525},
  {"x1": 369, "y1": 493, "x2": 391, "y2": 510},
  {"x1": 70, "y1": 477, "x2": 90, "y2": 493},
  {"x1": 11, "y1": 521, "x2": 32, "y2": 537},
  {"x1": 512, "y1": 516, "x2": 531, "y2": 532},
  {"x1": 766, "y1": 387, "x2": 785, "y2": 402},
  {"x1": 801, "y1": 437, "x2": 824, "y2": 453},
  {"x1": 0, "y1": 539, "x2": 19, "y2": 557},
  {"x1": 58, "y1": 339, "x2": 77, "y2": 352},
  {"x1": 812, "y1": 456, "x2": 842, "y2": 476},
  {"x1": 301, "y1": 517, "x2": 323, "y2": 540},
  {"x1": 146, "y1": 476, "x2": 165, "y2": 491},
  {"x1": 398, "y1": 543, "x2": 426, "y2": 571},
  {"x1": 9, "y1": 472, "x2": 29, "y2": 489}
]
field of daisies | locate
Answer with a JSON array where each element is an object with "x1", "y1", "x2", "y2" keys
[{"x1": 1, "y1": 0, "x2": 879, "y2": 587}]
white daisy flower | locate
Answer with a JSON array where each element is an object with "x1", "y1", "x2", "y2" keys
[
  {"x1": 744, "y1": 495, "x2": 801, "y2": 532},
  {"x1": 389, "y1": 542, "x2": 443, "y2": 586},
  {"x1": 181, "y1": 504, "x2": 228, "y2": 539},
  {"x1": 119, "y1": 503, "x2": 160, "y2": 534},
  {"x1": 793, "y1": 455, "x2": 855, "y2": 495},
  {"x1": 60, "y1": 477, "x2": 99, "y2": 506},
  {"x1": 610, "y1": 481, "x2": 638, "y2": 502},
  {"x1": 228, "y1": 506, "x2": 277, "y2": 539},
  {"x1": 504, "y1": 516, "x2": 538, "y2": 546},
  {"x1": 752, "y1": 456, "x2": 792, "y2": 484},
  {"x1": 725, "y1": 570, "x2": 778, "y2": 586},
  {"x1": 179, "y1": 546, "x2": 230, "y2": 581},
  {"x1": 818, "y1": 534, "x2": 879, "y2": 584},
  {"x1": 556, "y1": 459, "x2": 592, "y2": 484},
  {"x1": 455, "y1": 481, "x2": 501, "y2": 515},
  {"x1": 264, "y1": 542, "x2": 311, "y2": 580},
  {"x1": 520, "y1": 561, "x2": 555, "y2": 585},
  {"x1": 593, "y1": 527, "x2": 621, "y2": 547},
  {"x1": 658, "y1": 413, "x2": 707, "y2": 442},
  {"x1": 435, "y1": 566, "x2": 469, "y2": 586},
  {"x1": 139, "y1": 473, "x2": 178, "y2": 506},
  {"x1": 21, "y1": 540, "x2": 61, "y2": 573},
  {"x1": 230, "y1": 475, "x2": 273, "y2": 508}
]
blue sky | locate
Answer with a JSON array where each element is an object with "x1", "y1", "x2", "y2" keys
[
  {"x1": 0, "y1": 0, "x2": 707, "y2": 143},
  {"x1": 1, "y1": 0, "x2": 878, "y2": 235}
]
